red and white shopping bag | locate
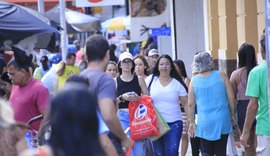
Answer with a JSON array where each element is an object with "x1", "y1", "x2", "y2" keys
[{"x1": 129, "y1": 96, "x2": 159, "y2": 140}]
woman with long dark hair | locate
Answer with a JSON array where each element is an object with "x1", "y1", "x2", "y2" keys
[
  {"x1": 230, "y1": 43, "x2": 257, "y2": 156},
  {"x1": 173, "y1": 59, "x2": 190, "y2": 156},
  {"x1": 173, "y1": 59, "x2": 191, "y2": 87},
  {"x1": 48, "y1": 82, "x2": 105, "y2": 156},
  {"x1": 145, "y1": 54, "x2": 188, "y2": 156}
]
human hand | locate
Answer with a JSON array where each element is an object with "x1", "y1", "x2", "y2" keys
[
  {"x1": 232, "y1": 118, "x2": 241, "y2": 139},
  {"x1": 188, "y1": 122, "x2": 196, "y2": 138},
  {"x1": 123, "y1": 92, "x2": 140, "y2": 102},
  {"x1": 121, "y1": 135, "x2": 133, "y2": 152},
  {"x1": 240, "y1": 132, "x2": 250, "y2": 148},
  {"x1": 183, "y1": 120, "x2": 189, "y2": 132}
]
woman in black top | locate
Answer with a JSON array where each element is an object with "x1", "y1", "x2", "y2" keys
[{"x1": 115, "y1": 52, "x2": 149, "y2": 156}]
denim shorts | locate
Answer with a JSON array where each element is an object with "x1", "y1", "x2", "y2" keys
[{"x1": 117, "y1": 110, "x2": 147, "y2": 156}]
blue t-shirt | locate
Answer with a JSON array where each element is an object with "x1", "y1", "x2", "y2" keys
[
  {"x1": 97, "y1": 111, "x2": 109, "y2": 135},
  {"x1": 192, "y1": 70, "x2": 232, "y2": 140}
]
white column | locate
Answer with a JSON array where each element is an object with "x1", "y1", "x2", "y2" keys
[
  {"x1": 204, "y1": 0, "x2": 209, "y2": 51},
  {"x1": 38, "y1": 0, "x2": 44, "y2": 13},
  {"x1": 59, "y1": 0, "x2": 68, "y2": 61},
  {"x1": 174, "y1": 0, "x2": 205, "y2": 77},
  {"x1": 170, "y1": 0, "x2": 176, "y2": 60}
]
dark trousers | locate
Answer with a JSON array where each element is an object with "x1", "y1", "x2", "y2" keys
[
  {"x1": 200, "y1": 134, "x2": 229, "y2": 156},
  {"x1": 190, "y1": 137, "x2": 201, "y2": 156}
]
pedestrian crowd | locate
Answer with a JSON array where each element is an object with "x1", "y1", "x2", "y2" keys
[{"x1": 0, "y1": 32, "x2": 268, "y2": 156}]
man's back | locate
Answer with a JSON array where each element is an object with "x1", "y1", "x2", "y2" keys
[
  {"x1": 57, "y1": 64, "x2": 80, "y2": 90},
  {"x1": 82, "y1": 34, "x2": 132, "y2": 155},
  {"x1": 246, "y1": 61, "x2": 270, "y2": 135},
  {"x1": 81, "y1": 69, "x2": 115, "y2": 102}
]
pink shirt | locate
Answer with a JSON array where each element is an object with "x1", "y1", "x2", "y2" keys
[
  {"x1": 10, "y1": 78, "x2": 49, "y2": 130},
  {"x1": 230, "y1": 68, "x2": 249, "y2": 100}
]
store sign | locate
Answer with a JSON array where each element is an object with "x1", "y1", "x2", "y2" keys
[{"x1": 75, "y1": 0, "x2": 125, "y2": 7}]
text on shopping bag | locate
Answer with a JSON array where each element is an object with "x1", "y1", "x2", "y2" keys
[{"x1": 129, "y1": 96, "x2": 159, "y2": 140}]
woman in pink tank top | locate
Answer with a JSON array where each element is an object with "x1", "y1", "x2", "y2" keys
[{"x1": 230, "y1": 43, "x2": 257, "y2": 156}]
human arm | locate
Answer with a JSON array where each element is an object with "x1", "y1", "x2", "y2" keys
[
  {"x1": 185, "y1": 77, "x2": 191, "y2": 88},
  {"x1": 220, "y1": 72, "x2": 236, "y2": 121},
  {"x1": 99, "y1": 133, "x2": 118, "y2": 156},
  {"x1": 138, "y1": 75, "x2": 149, "y2": 96},
  {"x1": 180, "y1": 95, "x2": 189, "y2": 133},
  {"x1": 99, "y1": 99, "x2": 132, "y2": 151},
  {"x1": 178, "y1": 79, "x2": 188, "y2": 122},
  {"x1": 35, "y1": 85, "x2": 50, "y2": 131},
  {"x1": 179, "y1": 95, "x2": 188, "y2": 119},
  {"x1": 240, "y1": 97, "x2": 258, "y2": 147},
  {"x1": 187, "y1": 81, "x2": 196, "y2": 138},
  {"x1": 97, "y1": 111, "x2": 118, "y2": 156},
  {"x1": 229, "y1": 71, "x2": 238, "y2": 98}
]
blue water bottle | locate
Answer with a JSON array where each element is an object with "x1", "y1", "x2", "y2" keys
[{"x1": 25, "y1": 131, "x2": 32, "y2": 148}]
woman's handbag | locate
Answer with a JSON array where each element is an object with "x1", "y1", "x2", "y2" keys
[
  {"x1": 150, "y1": 106, "x2": 171, "y2": 141},
  {"x1": 129, "y1": 96, "x2": 159, "y2": 140}
]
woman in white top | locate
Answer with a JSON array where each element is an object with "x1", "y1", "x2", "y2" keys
[{"x1": 145, "y1": 54, "x2": 188, "y2": 156}]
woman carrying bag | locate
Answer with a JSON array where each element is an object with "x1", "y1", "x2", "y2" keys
[
  {"x1": 145, "y1": 54, "x2": 188, "y2": 156},
  {"x1": 115, "y1": 52, "x2": 149, "y2": 156}
]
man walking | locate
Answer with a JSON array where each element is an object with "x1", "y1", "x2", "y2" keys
[
  {"x1": 81, "y1": 34, "x2": 132, "y2": 155},
  {"x1": 8, "y1": 47, "x2": 49, "y2": 130},
  {"x1": 240, "y1": 35, "x2": 270, "y2": 155}
]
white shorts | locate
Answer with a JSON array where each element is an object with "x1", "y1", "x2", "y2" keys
[{"x1": 256, "y1": 135, "x2": 270, "y2": 156}]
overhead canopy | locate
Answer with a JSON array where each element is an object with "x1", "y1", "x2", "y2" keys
[
  {"x1": 0, "y1": 2, "x2": 58, "y2": 44},
  {"x1": 0, "y1": 2, "x2": 58, "y2": 49},
  {"x1": 102, "y1": 16, "x2": 130, "y2": 31},
  {"x1": 45, "y1": 5, "x2": 101, "y2": 33}
]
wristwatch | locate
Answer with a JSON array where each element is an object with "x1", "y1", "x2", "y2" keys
[{"x1": 119, "y1": 94, "x2": 125, "y2": 102}]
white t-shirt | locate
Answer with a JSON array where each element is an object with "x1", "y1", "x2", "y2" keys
[{"x1": 145, "y1": 75, "x2": 187, "y2": 123}]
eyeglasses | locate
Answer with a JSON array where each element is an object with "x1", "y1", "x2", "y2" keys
[
  {"x1": 121, "y1": 60, "x2": 133, "y2": 65},
  {"x1": 7, "y1": 71, "x2": 20, "y2": 79}
]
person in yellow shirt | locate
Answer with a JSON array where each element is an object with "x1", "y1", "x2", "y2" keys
[{"x1": 56, "y1": 53, "x2": 80, "y2": 90}]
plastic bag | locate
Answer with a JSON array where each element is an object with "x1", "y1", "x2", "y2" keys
[
  {"x1": 150, "y1": 106, "x2": 171, "y2": 141},
  {"x1": 129, "y1": 96, "x2": 159, "y2": 140},
  {"x1": 41, "y1": 65, "x2": 58, "y2": 96}
]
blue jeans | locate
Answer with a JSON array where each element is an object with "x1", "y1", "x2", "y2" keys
[
  {"x1": 153, "y1": 120, "x2": 183, "y2": 156},
  {"x1": 117, "y1": 110, "x2": 147, "y2": 156}
]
